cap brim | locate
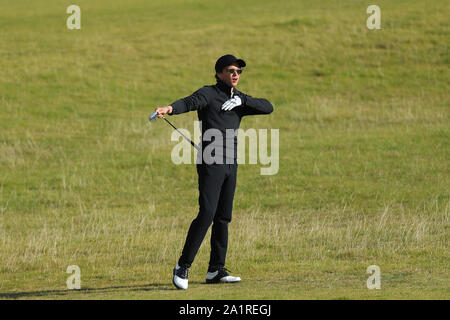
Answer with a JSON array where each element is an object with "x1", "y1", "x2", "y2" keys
[{"x1": 236, "y1": 59, "x2": 246, "y2": 68}]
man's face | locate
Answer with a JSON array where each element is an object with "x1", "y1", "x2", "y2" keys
[{"x1": 217, "y1": 63, "x2": 242, "y2": 88}]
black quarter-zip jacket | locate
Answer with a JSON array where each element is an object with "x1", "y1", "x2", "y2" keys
[{"x1": 170, "y1": 79, "x2": 274, "y2": 163}]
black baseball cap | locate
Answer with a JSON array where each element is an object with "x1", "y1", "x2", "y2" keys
[{"x1": 215, "y1": 54, "x2": 246, "y2": 73}]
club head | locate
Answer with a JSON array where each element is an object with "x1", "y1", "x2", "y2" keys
[{"x1": 149, "y1": 111, "x2": 158, "y2": 122}]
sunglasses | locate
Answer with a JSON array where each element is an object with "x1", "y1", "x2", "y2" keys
[{"x1": 226, "y1": 68, "x2": 243, "y2": 75}]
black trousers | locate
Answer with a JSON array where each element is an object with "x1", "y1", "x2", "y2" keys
[{"x1": 178, "y1": 163, "x2": 238, "y2": 269}]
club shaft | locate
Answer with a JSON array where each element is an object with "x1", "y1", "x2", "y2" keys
[{"x1": 163, "y1": 117, "x2": 200, "y2": 151}]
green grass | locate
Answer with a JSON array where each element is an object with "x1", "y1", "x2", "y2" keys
[{"x1": 0, "y1": 0, "x2": 449, "y2": 299}]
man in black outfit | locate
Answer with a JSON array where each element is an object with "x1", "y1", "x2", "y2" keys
[{"x1": 155, "y1": 54, "x2": 274, "y2": 290}]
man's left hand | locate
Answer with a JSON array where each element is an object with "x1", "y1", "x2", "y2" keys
[{"x1": 221, "y1": 96, "x2": 242, "y2": 111}]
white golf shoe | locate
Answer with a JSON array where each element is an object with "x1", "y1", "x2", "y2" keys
[
  {"x1": 206, "y1": 267, "x2": 241, "y2": 284},
  {"x1": 173, "y1": 264, "x2": 189, "y2": 290}
]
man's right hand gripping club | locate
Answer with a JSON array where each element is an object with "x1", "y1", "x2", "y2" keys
[{"x1": 155, "y1": 106, "x2": 173, "y2": 118}]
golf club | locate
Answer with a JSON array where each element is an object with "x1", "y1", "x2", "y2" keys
[{"x1": 149, "y1": 111, "x2": 200, "y2": 151}]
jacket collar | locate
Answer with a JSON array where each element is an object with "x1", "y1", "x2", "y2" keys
[{"x1": 215, "y1": 78, "x2": 235, "y2": 96}]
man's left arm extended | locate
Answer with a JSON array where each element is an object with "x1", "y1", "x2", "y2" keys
[{"x1": 238, "y1": 94, "x2": 274, "y2": 116}]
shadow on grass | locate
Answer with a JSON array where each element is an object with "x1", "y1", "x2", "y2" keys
[{"x1": 0, "y1": 281, "x2": 202, "y2": 299}]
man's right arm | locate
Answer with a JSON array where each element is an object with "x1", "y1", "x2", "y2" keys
[
  {"x1": 155, "y1": 88, "x2": 208, "y2": 117},
  {"x1": 168, "y1": 88, "x2": 209, "y2": 115}
]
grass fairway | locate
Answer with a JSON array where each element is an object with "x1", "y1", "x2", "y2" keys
[{"x1": 0, "y1": 0, "x2": 449, "y2": 300}]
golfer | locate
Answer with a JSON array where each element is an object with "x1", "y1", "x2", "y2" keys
[{"x1": 155, "y1": 54, "x2": 274, "y2": 290}]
